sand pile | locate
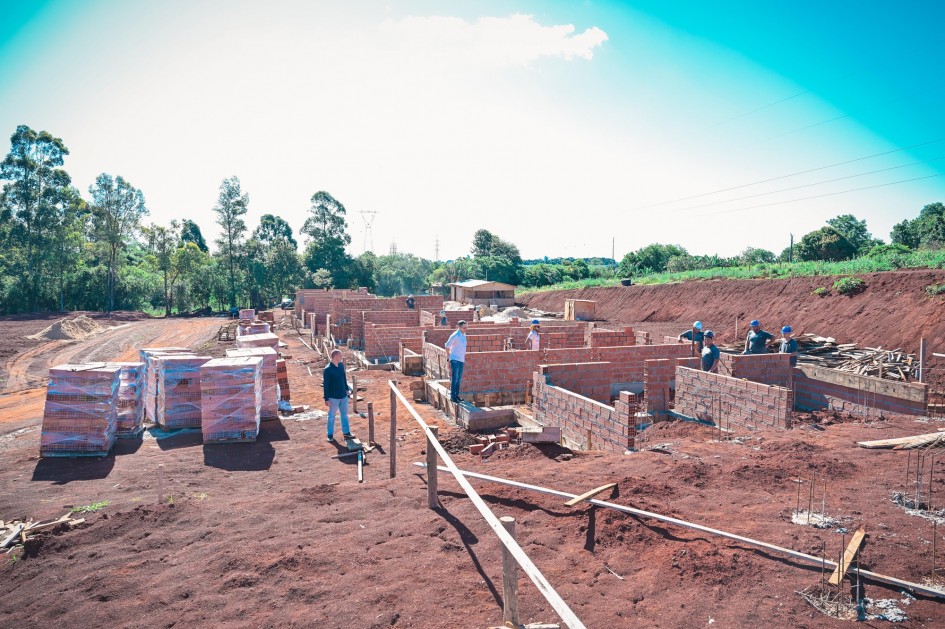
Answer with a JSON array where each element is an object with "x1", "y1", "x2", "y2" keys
[{"x1": 28, "y1": 315, "x2": 104, "y2": 341}]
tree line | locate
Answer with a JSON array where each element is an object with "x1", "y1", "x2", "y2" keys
[{"x1": 2, "y1": 123, "x2": 943, "y2": 315}]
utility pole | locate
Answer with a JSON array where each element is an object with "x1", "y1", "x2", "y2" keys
[{"x1": 789, "y1": 233, "x2": 794, "y2": 263}]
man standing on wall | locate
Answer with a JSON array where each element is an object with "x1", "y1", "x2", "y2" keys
[{"x1": 445, "y1": 320, "x2": 468, "y2": 403}]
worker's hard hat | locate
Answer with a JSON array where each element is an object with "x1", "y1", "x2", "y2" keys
[
  {"x1": 531, "y1": 319, "x2": 540, "y2": 325},
  {"x1": 781, "y1": 326, "x2": 792, "y2": 334},
  {"x1": 750, "y1": 320, "x2": 760, "y2": 327},
  {"x1": 704, "y1": 330, "x2": 714, "y2": 338},
  {"x1": 693, "y1": 321, "x2": 703, "y2": 330}
]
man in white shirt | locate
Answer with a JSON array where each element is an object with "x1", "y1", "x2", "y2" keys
[{"x1": 444, "y1": 320, "x2": 468, "y2": 403}]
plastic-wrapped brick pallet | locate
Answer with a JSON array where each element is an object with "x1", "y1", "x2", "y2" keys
[
  {"x1": 235, "y1": 332, "x2": 279, "y2": 350},
  {"x1": 40, "y1": 364, "x2": 121, "y2": 457},
  {"x1": 139, "y1": 347, "x2": 193, "y2": 424},
  {"x1": 106, "y1": 361, "x2": 145, "y2": 438},
  {"x1": 154, "y1": 355, "x2": 211, "y2": 429},
  {"x1": 226, "y1": 347, "x2": 278, "y2": 419},
  {"x1": 201, "y1": 356, "x2": 263, "y2": 442},
  {"x1": 239, "y1": 309, "x2": 255, "y2": 322}
]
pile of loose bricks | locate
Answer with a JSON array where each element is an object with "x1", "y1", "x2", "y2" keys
[{"x1": 39, "y1": 310, "x2": 292, "y2": 457}]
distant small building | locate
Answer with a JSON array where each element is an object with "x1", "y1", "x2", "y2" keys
[{"x1": 449, "y1": 279, "x2": 517, "y2": 307}]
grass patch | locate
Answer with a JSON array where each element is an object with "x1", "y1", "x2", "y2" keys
[
  {"x1": 926, "y1": 284, "x2": 945, "y2": 297},
  {"x1": 812, "y1": 287, "x2": 830, "y2": 297},
  {"x1": 70, "y1": 500, "x2": 109, "y2": 513},
  {"x1": 832, "y1": 277, "x2": 866, "y2": 296}
]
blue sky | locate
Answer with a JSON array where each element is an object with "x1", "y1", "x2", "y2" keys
[{"x1": 0, "y1": 0, "x2": 943, "y2": 260}]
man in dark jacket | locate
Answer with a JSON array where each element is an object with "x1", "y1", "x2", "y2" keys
[{"x1": 323, "y1": 349, "x2": 353, "y2": 441}]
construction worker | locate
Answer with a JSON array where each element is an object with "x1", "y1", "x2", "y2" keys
[
  {"x1": 405, "y1": 294, "x2": 416, "y2": 309},
  {"x1": 474, "y1": 305, "x2": 482, "y2": 322},
  {"x1": 439, "y1": 310, "x2": 448, "y2": 326},
  {"x1": 678, "y1": 321, "x2": 704, "y2": 351},
  {"x1": 780, "y1": 325, "x2": 799, "y2": 366},
  {"x1": 323, "y1": 349, "x2": 354, "y2": 442},
  {"x1": 525, "y1": 319, "x2": 541, "y2": 350},
  {"x1": 743, "y1": 319, "x2": 773, "y2": 354},
  {"x1": 701, "y1": 330, "x2": 720, "y2": 372},
  {"x1": 445, "y1": 320, "x2": 468, "y2": 403}
]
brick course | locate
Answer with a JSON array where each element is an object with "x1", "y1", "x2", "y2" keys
[
  {"x1": 674, "y1": 366, "x2": 793, "y2": 429},
  {"x1": 792, "y1": 365, "x2": 927, "y2": 416}
]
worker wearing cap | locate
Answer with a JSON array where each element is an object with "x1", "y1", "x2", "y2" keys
[
  {"x1": 405, "y1": 295, "x2": 416, "y2": 310},
  {"x1": 439, "y1": 310, "x2": 448, "y2": 326},
  {"x1": 780, "y1": 326, "x2": 799, "y2": 366},
  {"x1": 701, "y1": 330, "x2": 720, "y2": 372},
  {"x1": 678, "y1": 321, "x2": 705, "y2": 351},
  {"x1": 525, "y1": 319, "x2": 541, "y2": 350},
  {"x1": 743, "y1": 319, "x2": 773, "y2": 354}
]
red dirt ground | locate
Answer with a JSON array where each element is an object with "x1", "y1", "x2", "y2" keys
[{"x1": 2, "y1": 312, "x2": 945, "y2": 627}]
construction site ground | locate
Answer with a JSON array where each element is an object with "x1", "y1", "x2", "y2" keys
[{"x1": 0, "y1": 278, "x2": 943, "y2": 627}]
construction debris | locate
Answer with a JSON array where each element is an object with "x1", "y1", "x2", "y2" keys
[{"x1": 1, "y1": 514, "x2": 86, "y2": 550}]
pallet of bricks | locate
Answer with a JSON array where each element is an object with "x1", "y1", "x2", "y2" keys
[
  {"x1": 227, "y1": 345, "x2": 279, "y2": 419},
  {"x1": 40, "y1": 364, "x2": 120, "y2": 457},
  {"x1": 154, "y1": 355, "x2": 211, "y2": 429},
  {"x1": 107, "y1": 361, "x2": 145, "y2": 438},
  {"x1": 139, "y1": 347, "x2": 193, "y2": 425},
  {"x1": 200, "y1": 357, "x2": 263, "y2": 443},
  {"x1": 276, "y1": 358, "x2": 290, "y2": 401}
]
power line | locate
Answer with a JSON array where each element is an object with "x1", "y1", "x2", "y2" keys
[
  {"x1": 665, "y1": 154, "x2": 945, "y2": 214},
  {"x1": 630, "y1": 136, "x2": 945, "y2": 211},
  {"x1": 699, "y1": 172, "x2": 945, "y2": 218}
]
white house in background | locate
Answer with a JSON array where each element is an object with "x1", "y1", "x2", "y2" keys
[{"x1": 448, "y1": 279, "x2": 517, "y2": 307}]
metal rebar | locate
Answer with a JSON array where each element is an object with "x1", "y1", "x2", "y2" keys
[
  {"x1": 822, "y1": 474, "x2": 827, "y2": 518},
  {"x1": 907, "y1": 450, "x2": 913, "y2": 497},
  {"x1": 916, "y1": 451, "x2": 923, "y2": 509},
  {"x1": 795, "y1": 479, "x2": 801, "y2": 517},
  {"x1": 808, "y1": 473, "x2": 815, "y2": 524},
  {"x1": 821, "y1": 541, "x2": 827, "y2": 593},
  {"x1": 930, "y1": 453, "x2": 936, "y2": 512}
]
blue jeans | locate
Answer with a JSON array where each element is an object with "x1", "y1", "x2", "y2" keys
[
  {"x1": 327, "y1": 397, "x2": 350, "y2": 437},
  {"x1": 450, "y1": 359, "x2": 464, "y2": 400}
]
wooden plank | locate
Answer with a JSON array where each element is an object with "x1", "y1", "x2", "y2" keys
[
  {"x1": 564, "y1": 483, "x2": 618, "y2": 507},
  {"x1": 1, "y1": 524, "x2": 24, "y2": 548},
  {"x1": 858, "y1": 431, "x2": 945, "y2": 449},
  {"x1": 828, "y1": 526, "x2": 866, "y2": 586}
]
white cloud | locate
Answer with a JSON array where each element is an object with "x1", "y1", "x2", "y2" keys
[{"x1": 380, "y1": 13, "x2": 608, "y2": 68}]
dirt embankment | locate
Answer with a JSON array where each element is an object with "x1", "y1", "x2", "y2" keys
[{"x1": 520, "y1": 270, "x2": 945, "y2": 353}]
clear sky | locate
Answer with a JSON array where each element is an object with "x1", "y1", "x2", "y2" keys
[{"x1": 1, "y1": 0, "x2": 943, "y2": 260}]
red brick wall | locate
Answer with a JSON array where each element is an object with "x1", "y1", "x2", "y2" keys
[
  {"x1": 675, "y1": 366, "x2": 793, "y2": 429},
  {"x1": 539, "y1": 362, "x2": 614, "y2": 404},
  {"x1": 596, "y1": 344, "x2": 694, "y2": 385},
  {"x1": 532, "y1": 372, "x2": 634, "y2": 452},
  {"x1": 466, "y1": 334, "x2": 508, "y2": 353},
  {"x1": 423, "y1": 343, "x2": 450, "y2": 380},
  {"x1": 717, "y1": 353, "x2": 793, "y2": 388},
  {"x1": 635, "y1": 330, "x2": 652, "y2": 346},
  {"x1": 588, "y1": 326, "x2": 636, "y2": 348},
  {"x1": 363, "y1": 324, "x2": 428, "y2": 361},
  {"x1": 792, "y1": 366, "x2": 928, "y2": 416},
  {"x1": 419, "y1": 309, "x2": 473, "y2": 326},
  {"x1": 423, "y1": 324, "x2": 518, "y2": 347},
  {"x1": 643, "y1": 359, "x2": 674, "y2": 414},
  {"x1": 354, "y1": 310, "x2": 421, "y2": 348}
]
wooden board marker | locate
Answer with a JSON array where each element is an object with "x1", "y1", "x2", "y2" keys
[
  {"x1": 564, "y1": 483, "x2": 617, "y2": 507},
  {"x1": 828, "y1": 526, "x2": 866, "y2": 586}
]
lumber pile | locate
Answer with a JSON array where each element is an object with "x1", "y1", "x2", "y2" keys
[
  {"x1": 107, "y1": 361, "x2": 144, "y2": 438},
  {"x1": 226, "y1": 347, "x2": 278, "y2": 419},
  {"x1": 40, "y1": 364, "x2": 120, "y2": 457},
  {"x1": 200, "y1": 357, "x2": 263, "y2": 443},
  {"x1": 154, "y1": 355, "x2": 211, "y2": 429},
  {"x1": 858, "y1": 430, "x2": 945, "y2": 450},
  {"x1": 1, "y1": 514, "x2": 86, "y2": 551}
]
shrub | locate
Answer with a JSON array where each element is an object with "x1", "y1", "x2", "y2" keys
[
  {"x1": 812, "y1": 286, "x2": 830, "y2": 297},
  {"x1": 926, "y1": 284, "x2": 945, "y2": 298},
  {"x1": 832, "y1": 277, "x2": 866, "y2": 296}
]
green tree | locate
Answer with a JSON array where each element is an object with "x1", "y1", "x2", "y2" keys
[
  {"x1": 470, "y1": 229, "x2": 522, "y2": 284},
  {"x1": 48, "y1": 187, "x2": 89, "y2": 311},
  {"x1": 302, "y1": 191, "x2": 353, "y2": 285},
  {"x1": 254, "y1": 213, "x2": 297, "y2": 248},
  {"x1": 143, "y1": 221, "x2": 183, "y2": 316},
  {"x1": 914, "y1": 202, "x2": 945, "y2": 248},
  {"x1": 794, "y1": 226, "x2": 857, "y2": 262},
  {"x1": 826, "y1": 214, "x2": 880, "y2": 254},
  {"x1": 0, "y1": 125, "x2": 73, "y2": 311},
  {"x1": 618, "y1": 243, "x2": 687, "y2": 276},
  {"x1": 739, "y1": 247, "x2": 776, "y2": 266},
  {"x1": 181, "y1": 219, "x2": 208, "y2": 252},
  {"x1": 212, "y1": 176, "x2": 249, "y2": 307},
  {"x1": 311, "y1": 268, "x2": 333, "y2": 288},
  {"x1": 88, "y1": 173, "x2": 148, "y2": 311}
]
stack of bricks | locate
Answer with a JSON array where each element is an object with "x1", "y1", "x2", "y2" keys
[
  {"x1": 276, "y1": 358, "x2": 289, "y2": 401},
  {"x1": 155, "y1": 355, "x2": 210, "y2": 429},
  {"x1": 139, "y1": 347, "x2": 194, "y2": 424},
  {"x1": 643, "y1": 358, "x2": 674, "y2": 415},
  {"x1": 238, "y1": 309, "x2": 255, "y2": 322},
  {"x1": 588, "y1": 326, "x2": 635, "y2": 348},
  {"x1": 238, "y1": 321, "x2": 271, "y2": 337},
  {"x1": 40, "y1": 364, "x2": 120, "y2": 457},
  {"x1": 717, "y1": 353, "x2": 793, "y2": 388},
  {"x1": 258, "y1": 311, "x2": 274, "y2": 323},
  {"x1": 634, "y1": 330, "x2": 652, "y2": 345},
  {"x1": 200, "y1": 356, "x2": 263, "y2": 442},
  {"x1": 539, "y1": 362, "x2": 614, "y2": 404},
  {"x1": 226, "y1": 347, "x2": 279, "y2": 419},
  {"x1": 107, "y1": 361, "x2": 145, "y2": 438},
  {"x1": 674, "y1": 366, "x2": 793, "y2": 429},
  {"x1": 236, "y1": 332, "x2": 279, "y2": 352}
]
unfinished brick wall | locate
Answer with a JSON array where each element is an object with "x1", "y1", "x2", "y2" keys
[
  {"x1": 588, "y1": 326, "x2": 635, "y2": 348},
  {"x1": 635, "y1": 331, "x2": 652, "y2": 345},
  {"x1": 614, "y1": 391, "x2": 640, "y2": 449},
  {"x1": 596, "y1": 344, "x2": 694, "y2": 385},
  {"x1": 675, "y1": 366, "x2": 793, "y2": 429},
  {"x1": 419, "y1": 309, "x2": 473, "y2": 326},
  {"x1": 423, "y1": 343, "x2": 450, "y2": 381},
  {"x1": 466, "y1": 334, "x2": 509, "y2": 353},
  {"x1": 717, "y1": 353, "x2": 793, "y2": 388},
  {"x1": 423, "y1": 324, "x2": 519, "y2": 347},
  {"x1": 532, "y1": 372, "x2": 634, "y2": 452},
  {"x1": 354, "y1": 310, "x2": 421, "y2": 349},
  {"x1": 363, "y1": 324, "x2": 428, "y2": 361},
  {"x1": 643, "y1": 359, "x2": 674, "y2": 414},
  {"x1": 793, "y1": 365, "x2": 928, "y2": 416},
  {"x1": 538, "y1": 362, "x2": 614, "y2": 404}
]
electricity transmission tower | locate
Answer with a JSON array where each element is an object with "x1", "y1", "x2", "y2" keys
[
  {"x1": 360, "y1": 210, "x2": 378, "y2": 253},
  {"x1": 434, "y1": 234, "x2": 440, "y2": 262}
]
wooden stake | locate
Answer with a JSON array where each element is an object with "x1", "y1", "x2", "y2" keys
[
  {"x1": 920, "y1": 337, "x2": 926, "y2": 383},
  {"x1": 389, "y1": 387, "x2": 397, "y2": 479},
  {"x1": 586, "y1": 429, "x2": 593, "y2": 451},
  {"x1": 501, "y1": 516, "x2": 520, "y2": 626},
  {"x1": 829, "y1": 526, "x2": 866, "y2": 586},
  {"x1": 157, "y1": 464, "x2": 164, "y2": 505},
  {"x1": 427, "y1": 426, "x2": 439, "y2": 509},
  {"x1": 352, "y1": 375, "x2": 358, "y2": 413},
  {"x1": 367, "y1": 402, "x2": 375, "y2": 446}
]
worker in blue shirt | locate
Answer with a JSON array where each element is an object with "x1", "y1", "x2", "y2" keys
[
  {"x1": 323, "y1": 349, "x2": 354, "y2": 441},
  {"x1": 743, "y1": 319, "x2": 774, "y2": 354},
  {"x1": 701, "y1": 331, "x2": 720, "y2": 372},
  {"x1": 780, "y1": 325, "x2": 799, "y2": 366},
  {"x1": 678, "y1": 321, "x2": 705, "y2": 352},
  {"x1": 444, "y1": 321, "x2": 468, "y2": 403}
]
